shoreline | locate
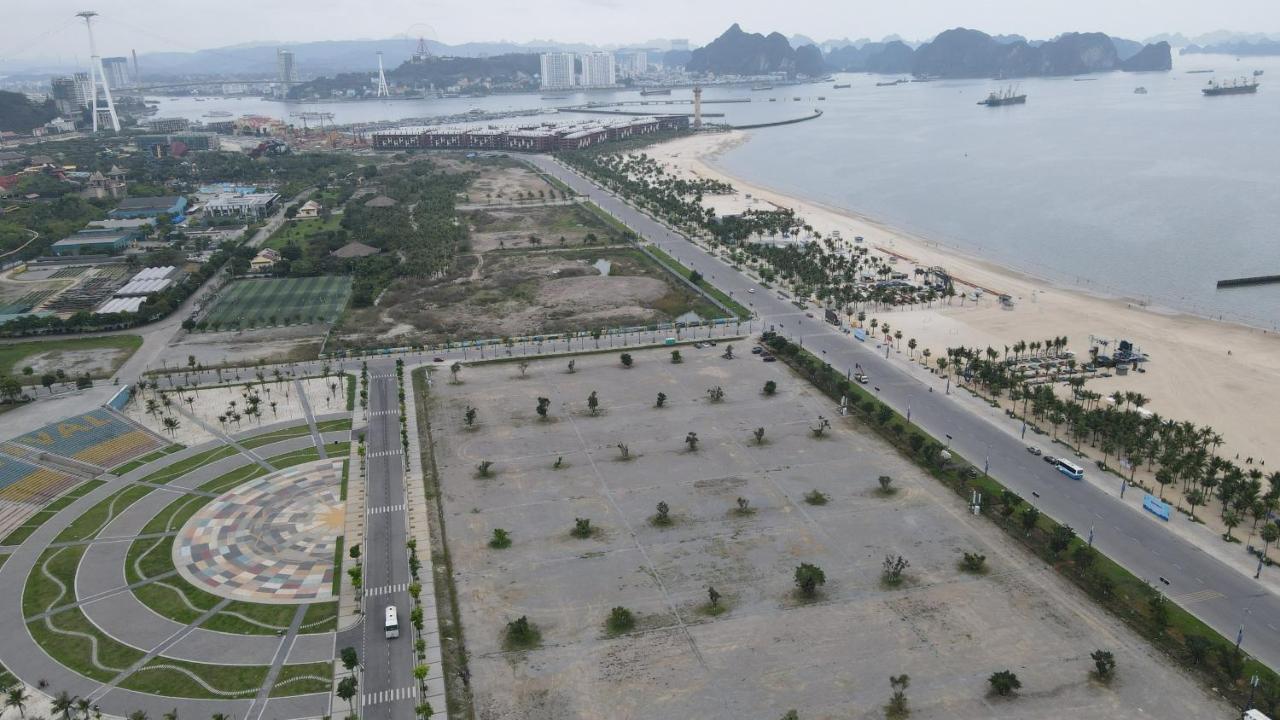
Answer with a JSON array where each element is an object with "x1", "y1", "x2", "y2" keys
[{"x1": 646, "y1": 130, "x2": 1280, "y2": 464}]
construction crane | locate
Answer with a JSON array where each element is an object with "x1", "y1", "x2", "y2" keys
[{"x1": 290, "y1": 111, "x2": 335, "y2": 132}]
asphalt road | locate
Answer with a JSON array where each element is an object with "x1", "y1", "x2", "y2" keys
[
  {"x1": 339, "y1": 365, "x2": 418, "y2": 720},
  {"x1": 525, "y1": 153, "x2": 1280, "y2": 671}
]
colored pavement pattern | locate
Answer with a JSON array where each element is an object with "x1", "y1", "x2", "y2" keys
[{"x1": 176, "y1": 459, "x2": 344, "y2": 602}]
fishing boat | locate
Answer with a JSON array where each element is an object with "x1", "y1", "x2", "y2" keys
[
  {"x1": 751, "y1": 84, "x2": 773, "y2": 91},
  {"x1": 978, "y1": 85, "x2": 1026, "y2": 106},
  {"x1": 833, "y1": 83, "x2": 851, "y2": 89},
  {"x1": 876, "y1": 78, "x2": 907, "y2": 87},
  {"x1": 1133, "y1": 87, "x2": 1148, "y2": 95}
]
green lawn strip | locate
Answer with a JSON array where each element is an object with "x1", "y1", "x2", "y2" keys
[
  {"x1": 300, "y1": 601, "x2": 338, "y2": 634},
  {"x1": 763, "y1": 333, "x2": 1280, "y2": 707},
  {"x1": 315, "y1": 418, "x2": 352, "y2": 433},
  {"x1": 0, "y1": 553, "x2": 7, "y2": 570},
  {"x1": 198, "y1": 464, "x2": 268, "y2": 494},
  {"x1": 331, "y1": 536, "x2": 344, "y2": 598},
  {"x1": 140, "y1": 445, "x2": 239, "y2": 485},
  {"x1": 133, "y1": 578, "x2": 221, "y2": 625},
  {"x1": 2, "y1": 480, "x2": 104, "y2": 545},
  {"x1": 241, "y1": 424, "x2": 312, "y2": 449},
  {"x1": 129, "y1": 535, "x2": 176, "y2": 582},
  {"x1": 28, "y1": 608, "x2": 147, "y2": 682},
  {"x1": 140, "y1": 493, "x2": 215, "y2": 536},
  {"x1": 345, "y1": 374, "x2": 356, "y2": 410},
  {"x1": 269, "y1": 661, "x2": 333, "y2": 697},
  {"x1": 645, "y1": 244, "x2": 750, "y2": 319},
  {"x1": 202, "y1": 600, "x2": 298, "y2": 636},
  {"x1": 111, "y1": 444, "x2": 184, "y2": 474},
  {"x1": 53, "y1": 484, "x2": 154, "y2": 543},
  {"x1": 0, "y1": 658, "x2": 14, "y2": 689},
  {"x1": 0, "y1": 335, "x2": 143, "y2": 385},
  {"x1": 120, "y1": 656, "x2": 267, "y2": 699},
  {"x1": 339, "y1": 460, "x2": 349, "y2": 501},
  {"x1": 265, "y1": 447, "x2": 321, "y2": 470}
]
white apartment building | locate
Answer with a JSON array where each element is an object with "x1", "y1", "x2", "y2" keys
[
  {"x1": 617, "y1": 51, "x2": 648, "y2": 77},
  {"x1": 539, "y1": 52, "x2": 576, "y2": 90},
  {"x1": 580, "y1": 51, "x2": 616, "y2": 88}
]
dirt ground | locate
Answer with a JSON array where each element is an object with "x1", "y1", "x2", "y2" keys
[
  {"x1": 23, "y1": 348, "x2": 132, "y2": 378},
  {"x1": 462, "y1": 159, "x2": 558, "y2": 202},
  {"x1": 158, "y1": 325, "x2": 325, "y2": 369},
  {"x1": 335, "y1": 248, "x2": 714, "y2": 349},
  {"x1": 467, "y1": 204, "x2": 621, "y2": 254},
  {"x1": 423, "y1": 347, "x2": 1229, "y2": 720}
]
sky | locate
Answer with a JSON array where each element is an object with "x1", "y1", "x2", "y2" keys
[{"x1": 3, "y1": 0, "x2": 1279, "y2": 64}]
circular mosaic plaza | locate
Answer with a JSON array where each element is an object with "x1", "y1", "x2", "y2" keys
[{"x1": 175, "y1": 459, "x2": 345, "y2": 603}]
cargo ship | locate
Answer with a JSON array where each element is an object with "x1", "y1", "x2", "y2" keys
[
  {"x1": 1202, "y1": 78, "x2": 1259, "y2": 96},
  {"x1": 639, "y1": 88, "x2": 671, "y2": 96},
  {"x1": 876, "y1": 78, "x2": 907, "y2": 87},
  {"x1": 833, "y1": 83, "x2": 851, "y2": 89},
  {"x1": 978, "y1": 86, "x2": 1026, "y2": 106}
]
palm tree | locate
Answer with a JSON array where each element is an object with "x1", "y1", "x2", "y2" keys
[
  {"x1": 161, "y1": 709, "x2": 178, "y2": 720},
  {"x1": 52, "y1": 690, "x2": 76, "y2": 720},
  {"x1": 6, "y1": 685, "x2": 29, "y2": 718}
]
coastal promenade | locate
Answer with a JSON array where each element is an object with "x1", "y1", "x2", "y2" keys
[{"x1": 523, "y1": 152, "x2": 1280, "y2": 672}]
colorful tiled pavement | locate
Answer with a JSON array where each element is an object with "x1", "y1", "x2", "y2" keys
[{"x1": 175, "y1": 459, "x2": 344, "y2": 602}]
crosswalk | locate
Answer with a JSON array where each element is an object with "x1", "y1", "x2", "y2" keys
[
  {"x1": 363, "y1": 686, "x2": 417, "y2": 706},
  {"x1": 1171, "y1": 589, "x2": 1225, "y2": 605},
  {"x1": 369, "y1": 410, "x2": 399, "y2": 417},
  {"x1": 364, "y1": 582, "x2": 409, "y2": 597},
  {"x1": 368, "y1": 504, "x2": 405, "y2": 515},
  {"x1": 367, "y1": 449, "x2": 402, "y2": 458}
]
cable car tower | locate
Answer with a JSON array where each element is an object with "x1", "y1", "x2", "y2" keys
[
  {"x1": 376, "y1": 52, "x2": 391, "y2": 97},
  {"x1": 77, "y1": 11, "x2": 120, "y2": 132}
]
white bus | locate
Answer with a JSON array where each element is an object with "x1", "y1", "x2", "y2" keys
[
  {"x1": 1056, "y1": 458, "x2": 1084, "y2": 480},
  {"x1": 384, "y1": 605, "x2": 399, "y2": 639}
]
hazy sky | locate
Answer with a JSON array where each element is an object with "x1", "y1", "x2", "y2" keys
[{"x1": 4, "y1": 0, "x2": 1279, "y2": 62}]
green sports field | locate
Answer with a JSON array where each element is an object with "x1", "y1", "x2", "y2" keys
[{"x1": 201, "y1": 276, "x2": 351, "y2": 329}]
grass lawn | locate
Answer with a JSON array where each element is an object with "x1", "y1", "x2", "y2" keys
[
  {"x1": 269, "y1": 661, "x2": 333, "y2": 697},
  {"x1": 53, "y1": 484, "x2": 154, "y2": 543},
  {"x1": 339, "y1": 460, "x2": 349, "y2": 501},
  {"x1": 111, "y1": 444, "x2": 184, "y2": 475},
  {"x1": 241, "y1": 424, "x2": 312, "y2": 448},
  {"x1": 121, "y1": 657, "x2": 268, "y2": 699},
  {"x1": 140, "y1": 445, "x2": 239, "y2": 484},
  {"x1": 0, "y1": 335, "x2": 143, "y2": 385},
  {"x1": 198, "y1": 464, "x2": 268, "y2": 494},
  {"x1": 133, "y1": 579, "x2": 220, "y2": 625},
  {"x1": 646, "y1": 244, "x2": 751, "y2": 319},
  {"x1": 265, "y1": 446, "x2": 321, "y2": 469},
  {"x1": 202, "y1": 600, "x2": 297, "y2": 635},
  {"x1": 331, "y1": 536, "x2": 344, "y2": 598},
  {"x1": 264, "y1": 215, "x2": 343, "y2": 251},
  {"x1": 201, "y1": 276, "x2": 352, "y2": 329},
  {"x1": 127, "y1": 535, "x2": 175, "y2": 583},
  {"x1": 300, "y1": 601, "x2": 338, "y2": 634},
  {"x1": 140, "y1": 493, "x2": 214, "y2": 536},
  {"x1": 24, "y1": 546, "x2": 87, "y2": 617},
  {"x1": 29, "y1": 608, "x2": 147, "y2": 682},
  {"x1": 316, "y1": 418, "x2": 353, "y2": 433},
  {"x1": 0, "y1": 658, "x2": 14, "y2": 688},
  {"x1": 0, "y1": 479, "x2": 104, "y2": 545}
]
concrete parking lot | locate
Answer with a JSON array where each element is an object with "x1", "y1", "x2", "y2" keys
[{"x1": 425, "y1": 344, "x2": 1227, "y2": 719}]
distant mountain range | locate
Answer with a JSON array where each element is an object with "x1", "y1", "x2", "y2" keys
[
  {"x1": 826, "y1": 28, "x2": 1170, "y2": 77},
  {"x1": 687, "y1": 24, "x2": 825, "y2": 77},
  {"x1": 1181, "y1": 39, "x2": 1280, "y2": 56}
]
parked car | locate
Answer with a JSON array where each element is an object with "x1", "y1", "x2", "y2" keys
[
  {"x1": 762, "y1": 355, "x2": 777, "y2": 362},
  {"x1": 1026, "y1": 446, "x2": 1042, "y2": 456},
  {"x1": 751, "y1": 346, "x2": 763, "y2": 355},
  {"x1": 854, "y1": 373, "x2": 869, "y2": 384},
  {"x1": 1043, "y1": 455, "x2": 1058, "y2": 465},
  {"x1": 747, "y1": 288, "x2": 755, "y2": 294}
]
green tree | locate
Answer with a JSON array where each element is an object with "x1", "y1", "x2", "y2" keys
[
  {"x1": 571, "y1": 517, "x2": 593, "y2": 538},
  {"x1": 6, "y1": 686, "x2": 29, "y2": 720},
  {"x1": 587, "y1": 390, "x2": 600, "y2": 415},
  {"x1": 340, "y1": 646, "x2": 360, "y2": 673},
  {"x1": 620, "y1": 353, "x2": 633, "y2": 368},
  {"x1": 606, "y1": 606, "x2": 635, "y2": 634},
  {"x1": 489, "y1": 528, "x2": 512, "y2": 548},
  {"x1": 1020, "y1": 506, "x2": 1040, "y2": 534},
  {"x1": 536, "y1": 397, "x2": 550, "y2": 420},
  {"x1": 670, "y1": 350, "x2": 683, "y2": 364},
  {"x1": 336, "y1": 676, "x2": 359, "y2": 717},
  {"x1": 655, "y1": 392, "x2": 667, "y2": 408},
  {"x1": 52, "y1": 691, "x2": 76, "y2": 720},
  {"x1": 763, "y1": 380, "x2": 777, "y2": 395},
  {"x1": 653, "y1": 501, "x2": 671, "y2": 526},
  {"x1": 886, "y1": 674, "x2": 910, "y2": 718},
  {"x1": 685, "y1": 432, "x2": 698, "y2": 451},
  {"x1": 960, "y1": 552, "x2": 986, "y2": 573},
  {"x1": 1049, "y1": 524, "x2": 1076, "y2": 555}
]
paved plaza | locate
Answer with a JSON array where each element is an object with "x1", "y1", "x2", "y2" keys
[{"x1": 177, "y1": 459, "x2": 344, "y2": 602}]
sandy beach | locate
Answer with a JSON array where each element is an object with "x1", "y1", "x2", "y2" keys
[{"x1": 646, "y1": 130, "x2": 1280, "y2": 468}]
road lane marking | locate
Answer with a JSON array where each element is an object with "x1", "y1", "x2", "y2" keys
[{"x1": 1170, "y1": 589, "x2": 1225, "y2": 605}]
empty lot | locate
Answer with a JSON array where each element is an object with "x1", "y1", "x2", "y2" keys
[{"x1": 423, "y1": 346, "x2": 1226, "y2": 719}]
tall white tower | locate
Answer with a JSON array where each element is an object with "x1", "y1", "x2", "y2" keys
[
  {"x1": 376, "y1": 51, "x2": 390, "y2": 97},
  {"x1": 76, "y1": 11, "x2": 119, "y2": 133}
]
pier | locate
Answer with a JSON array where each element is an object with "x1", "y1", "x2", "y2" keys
[{"x1": 1216, "y1": 274, "x2": 1280, "y2": 289}]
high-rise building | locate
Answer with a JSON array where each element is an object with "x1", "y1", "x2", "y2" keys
[
  {"x1": 102, "y1": 57, "x2": 130, "y2": 89},
  {"x1": 539, "y1": 52, "x2": 575, "y2": 90},
  {"x1": 617, "y1": 51, "x2": 648, "y2": 77},
  {"x1": 277, "y1": 49, "x2": 298, "y2": 83},
  {"x1": 50, "y1": 73, "x2": 90, "y2": 115},
  {"x1": 580, "y1": 52, "x2": 616, "y2": 88}
]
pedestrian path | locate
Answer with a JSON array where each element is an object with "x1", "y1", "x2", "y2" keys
[{"x1": 363, "y1": 686, "x2": 418, "y2": 706}]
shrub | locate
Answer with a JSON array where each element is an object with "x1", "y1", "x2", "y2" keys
[
  {"x1": 881, "y1": 555, "x2": 909, "y2": 586},
  {"x1": 803, "y1": 490, "x2": 829, "y2": 506},
  {"x1": 960, "y1": 552, "x2": 987, "y2": 573},
  {"x1": 606, "y1": 606, "x2": 635, "y2": 634},
  {"x1": 763, "y1": 380, "x2": 777, "y2": 395},
  {"x1": 1090, "y1": 649, "x2": 1115, "y2": 681},
  {"x1": 652, "y1": 501, "x2": 672, "y2": 526},
  {"x1": 571, "y1": 517, "x2": 593, "y2": 538},
  {"x1": 988, "y1": 670, "x2": 1021, "y2": 697},
  {"x1": 620, "y1": 353, "x2": 633, "y2": 367},
  {"x1": 877, "y1": 475, "x2": 895, "y2": 495},
  {"x1": 505, "y1": 616, "x2": 539, "y2": 649},
  {"x1": 794, "y1": 562, "x2": 826, "y2": 598},
  {"x1": 489, "y1": 528, "x2": 512, "y2": 549}
]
